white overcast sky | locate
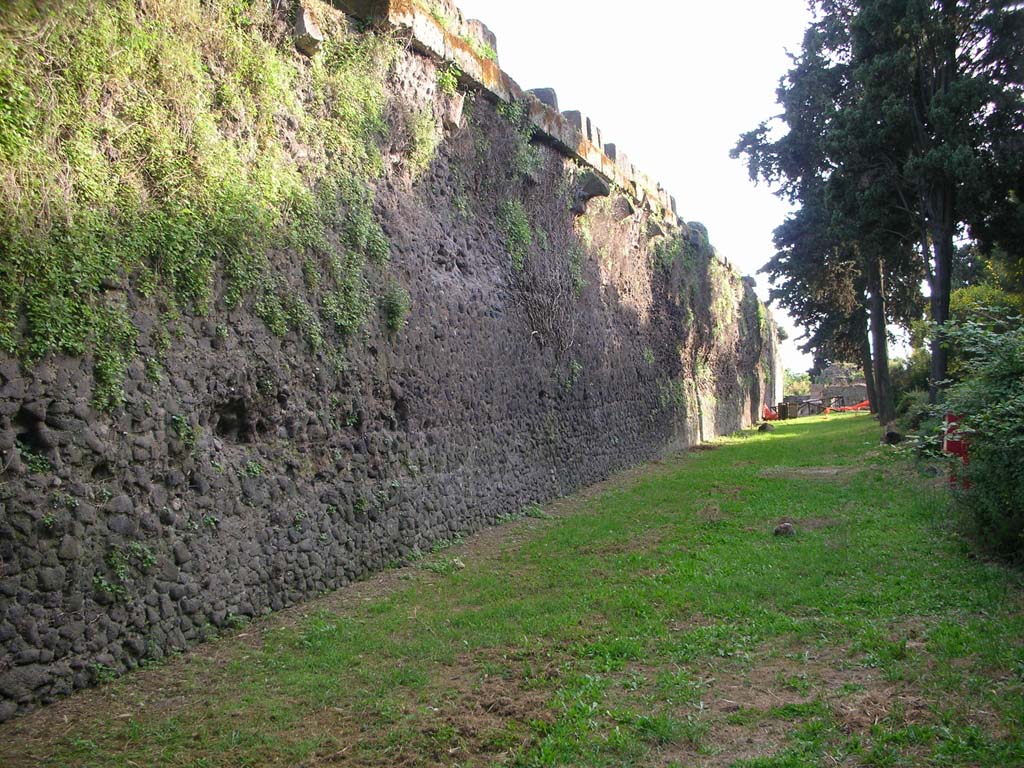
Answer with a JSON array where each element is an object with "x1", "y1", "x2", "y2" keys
[{"x1": 455, "y1": 0, "x2": 815, "y2": 370}]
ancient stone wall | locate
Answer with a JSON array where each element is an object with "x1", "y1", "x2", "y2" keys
[{"x1": 0, "y1": 0, "x2": 780, "y2": 720}]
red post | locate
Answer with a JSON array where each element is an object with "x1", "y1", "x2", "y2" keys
[{"x1": 943, "y1": 413, "x2": 970, "y2": 489}]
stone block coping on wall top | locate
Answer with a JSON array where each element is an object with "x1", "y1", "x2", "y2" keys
[{"x1": 327, "y1": 0, "x2": 682, "y2": 228}]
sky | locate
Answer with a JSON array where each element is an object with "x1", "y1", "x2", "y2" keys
[{"x1": 454, "y1": 0, "x2": 815, "y2": 371}]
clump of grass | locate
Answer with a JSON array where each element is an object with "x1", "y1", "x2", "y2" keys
[
  {"x1": 523, "y1": 503, "x2": 551, "y2": 519},
  {"x1": 323, "y1": 265, "x2": 371, "y2": 339},
  {"x1": 170, "y1": 414, "x2": 198, "y2": 449},
  {"x1": 16, "y1": 440, "x2": 51, "y2": 473},
  {"x1": 380, "y1": 281, "x2": 411, "y2": 332},
  {"x1": 652, "y1": 235, "x2": 698, "y2": 272},
  {"x1": 429, "y1": 3, "x2": 453, "y2": 30},
  {"x1": 436, "y1": 62, "x2": 461, "y2": 96},
  {"x1": 461, "y1": 33, "x2": 497, "y2": 62},
  {"x1": 569, "y1": 243, "x2": 586, "y2": 296},
  {"x1": 498, "y1": 199, "x2": 532, "y2": 273},
  {"x1": 422, "y1": 557, "x2": 465, "y2": 575}
]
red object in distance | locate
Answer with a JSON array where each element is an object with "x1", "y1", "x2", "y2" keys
[
  {"x1": 943, "y1": 413, "x2": 970, "y2": 489},
  {"x1": 833, "y1": 400, "x2": 870, "y2": 412}
]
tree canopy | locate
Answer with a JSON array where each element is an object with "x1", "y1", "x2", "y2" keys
[{"x1": 734, "y1": 0, "x2": 1024, "y2": 414}]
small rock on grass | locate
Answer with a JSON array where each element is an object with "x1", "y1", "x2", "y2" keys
[
  {"x1": 773, "y1": 522, "x2": 795, "y2": 537},
  {"x1": 882, "y1": 421, "x2": 904, "y2": 445}
]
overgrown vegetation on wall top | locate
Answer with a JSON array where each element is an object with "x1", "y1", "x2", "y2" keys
[{"x1": 0, "y1": 0, "x2": 401, "y2": 408}]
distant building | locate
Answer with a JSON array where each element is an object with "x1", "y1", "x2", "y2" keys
[
  {"x1": 822, "y1": 383, "x2": 868, "y2": 404},
  {"x1": 811, "y1": 364, "x2": 867, "y2": 405}
]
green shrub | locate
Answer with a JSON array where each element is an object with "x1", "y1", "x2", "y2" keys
[
  {"x1": 652, "y1": 236, "x2": 698, "y2": 274},
  {"x1": 950, "y1": 284, "x2": 1024, "y2": 325},
  {"x1": 890, "y1": 347, "x2": 931, "y2": 400},
  {"x1": 895, "y1": 389, "x2": 931, "y2": 431},
  {"x1": 497, "y1": 99, "x2": 540, "y2": 177},
  {"x1": 653, "y1": 237, "x2": 683, "y2": 272},
  {"x1": 897, "y1": 389, "x2": 944, "y2": 458},
  {"x1": 942, "y1": 317, "x2": 1024, "y2": 559},
  {"x1": 323, "y1": 272, "x2": 371, "y2": 339},
  {"x1": 784, "y1": 368, "x2": 811, "y2": 397}
]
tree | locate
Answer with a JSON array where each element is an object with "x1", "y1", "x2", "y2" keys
[
  {"x1": 841, "y1": 0, "x2": 1024, "y2": 400},
  {"x1": 784, "y1": 369, "x2": 812, "y2": 396},
  {"x1": 760, "y1": 189, "x2": 881, "y2": 412},
  {"x1": 736, "y1": 0, "x2": 1023, "y2": 412},
  {"x1": 736, "y1": 15, "x2": 919, "y2": 422}
]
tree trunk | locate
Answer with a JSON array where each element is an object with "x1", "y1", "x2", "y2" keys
[
  {"x1": 927, "y1": 185, "x2": 955, "y2": 404},
  {"x1": 909, "y1": 11, "x2": 957, "y2": 406},
  {"x1": 867, "y1": 256, "x2": 896, "y2": 424},
  {"x1": 860, "y1": 318, "x2": 878, "y2": 414}
]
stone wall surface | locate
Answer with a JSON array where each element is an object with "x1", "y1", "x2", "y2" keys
[{"x1": 0, "y1": 0, "x2": 780, "y2": 720}]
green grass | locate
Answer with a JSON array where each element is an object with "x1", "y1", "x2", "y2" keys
[{"x1": 3, "y1": 414, "x2": 1023, "y2": 767}]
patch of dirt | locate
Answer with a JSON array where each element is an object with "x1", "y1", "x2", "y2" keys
[
  {"x1": 699, "y1": 502, "x2": 724, "y2": 522},
  {"x1": 449, "y1": 650, "x2": 555, "y2": 723},
  {"x1": 695, "y1": 485, "x2": 745, "y2": 523},
  {"x1": 578, "y1": 525, "x2": 669, "y2": 555},
  {"x1": 706, "y1": 654, "x2": 833, "y2": 712},
  {"x1": 709, "y1": 483, "x2": 744, "y2": 499},
  {"x1": 653, "y1": 720, "x2": 792, "y2": 768},
  {"x1": 292, "y1": 648, "x2": 556, "y2": 767},
  {"x1": 641, "y1": 642, "x2": 934, "y2": 767},
  {"x1": 666, "y1": 612, "x2": 716, "y2": 634},
  {"x1": 833, "y1": 686, "x2": 931, "y2": 732},
  {"x1": 757, "y1": 465, "x2": 856, "y2": 480}
]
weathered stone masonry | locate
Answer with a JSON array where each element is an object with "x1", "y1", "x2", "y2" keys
[{"x1": 0, "y1": 0, "x2": 781, "y2": 720}]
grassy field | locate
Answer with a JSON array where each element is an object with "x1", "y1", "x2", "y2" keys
[{"x1": 3, "y1": 414, "x2": 1023, "y2": 767}]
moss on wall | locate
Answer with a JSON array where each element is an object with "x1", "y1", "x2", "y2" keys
[{"x1": 0, "y1": 0, "x2": 396, "y2": 407}]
